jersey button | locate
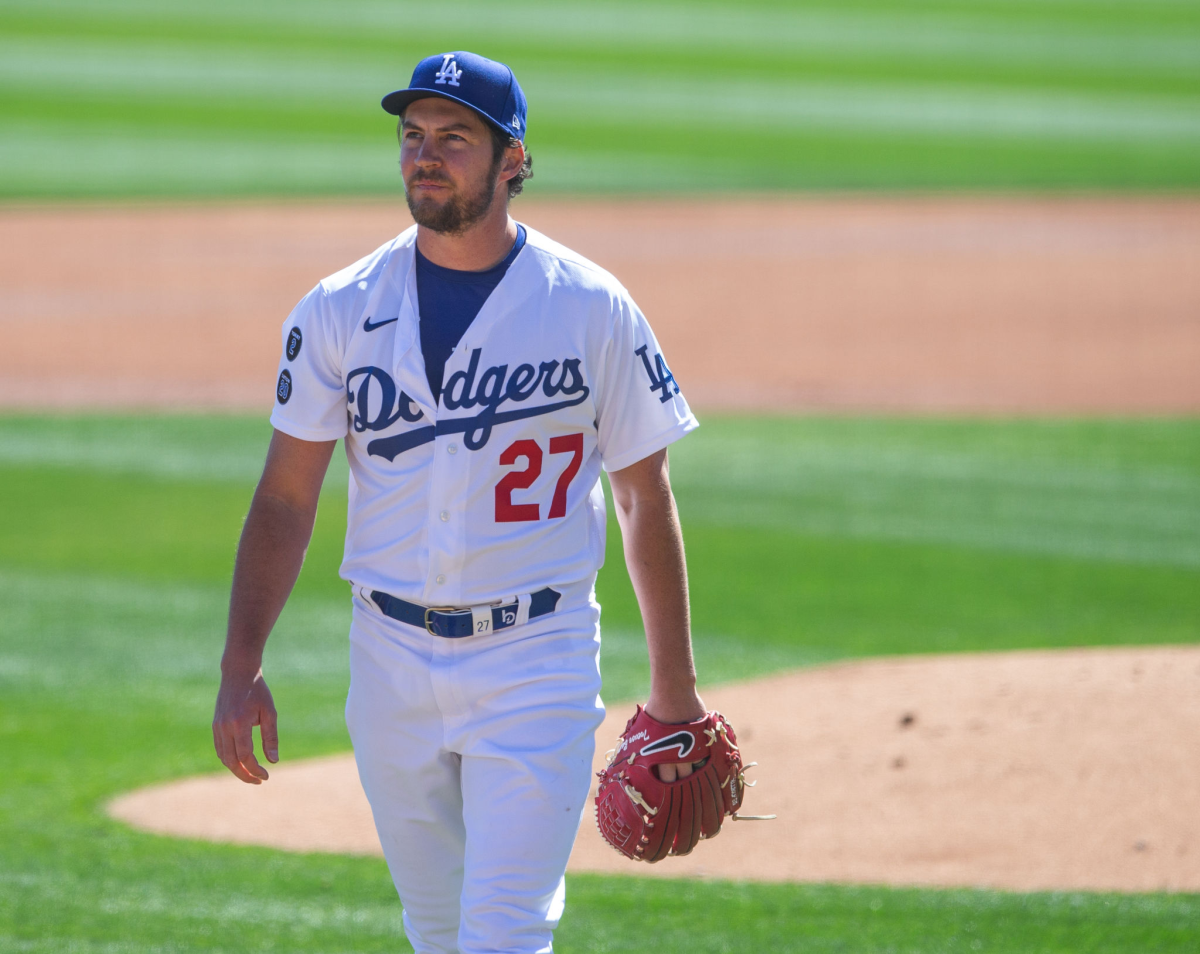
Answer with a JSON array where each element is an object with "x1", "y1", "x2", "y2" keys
[
  {"x1": 447, "y1": 443, "x2": 458, "y2": 455},
  {"x1": 435, "y1": 574, "x2": 446, "y2": 585},
  {"x1": 439, "y1": 510, "x2": 450, "y2": 522}
]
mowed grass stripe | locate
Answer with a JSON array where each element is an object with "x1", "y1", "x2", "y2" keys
[
  {"x1": 2, "y1": 27, "x2": 1198, "y2": 98},
  {"x1": 4, "y1": 125, "x2": 1193, "y2": 200},
  {"x1": 0, "y1": 414, "x2": 281, "y2": 483},
  {"x1": 0, "y1": 563, "x2": 815, "y2": 715},
  {"x1": 0, "y1": 125, "x2": 402, "y2": 198},
  {"x1": 0, "y1": 569, "x2": 353, "y2": 688},
  {"x1": 4, "y1": 861, "x2": 1200, "y2": 954},
  {"x1": 5, "y1": 0, "x2": 1200, "y2": 84},
  {"x1": 3, "y1": 34, "x2": 1198, "y2": 141},
  {"x1": 4, "y1": 415, "x2": 1195, "y2": 566},
  {"x1": 670, "y1": 419, "x2": 1200, "y2": 568},
  {"x1": 1, "y1": 414, "x2": 1197, "y2": 669},
  {"x1": 2, "y1": 0, "x2": 1199, "y2": 193},
  {"x1": 8, "y1": 125, "x2": 1194, "y2": 196}
]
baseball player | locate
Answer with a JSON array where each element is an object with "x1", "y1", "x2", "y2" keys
[{"x1": 213, "y1": 51, "x2": 706, "y2": 953}]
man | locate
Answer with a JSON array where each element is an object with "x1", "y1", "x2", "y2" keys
[{"x1": 213, "y1": 51, "x2": 705, "y2": 953}]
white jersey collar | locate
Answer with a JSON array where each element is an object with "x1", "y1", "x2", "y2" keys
[{"x1": 383, "y1": 225, "x2": 549, "y2": 418}]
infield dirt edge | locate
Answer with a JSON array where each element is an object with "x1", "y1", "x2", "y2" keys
[{"x1": 110, "y1": 645, "x2": 1200, "y2": 893}]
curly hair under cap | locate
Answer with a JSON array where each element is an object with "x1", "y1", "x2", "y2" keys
[{"x1": 489, "y1": 124, "x2": 533, "y2": 198}]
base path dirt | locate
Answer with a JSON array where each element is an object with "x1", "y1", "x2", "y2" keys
[
  {"x1": 2, "y1": 197, "x2": 1198, "y2": 412},
  {"x1": 111, "y1": 646, "x2": 1200, "y2": 893}
]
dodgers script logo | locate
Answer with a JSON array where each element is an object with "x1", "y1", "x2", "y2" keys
[
  {"x1": 345, "y1": 348, "x2": 590, "y2": 461},
  {"x1": 434, "y1": 54, "x2": 462, "y2": 87}
]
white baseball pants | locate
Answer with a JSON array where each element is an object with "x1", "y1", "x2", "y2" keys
[{"x1": 345, "y1": 589, "x2": 605, "y2": 954}]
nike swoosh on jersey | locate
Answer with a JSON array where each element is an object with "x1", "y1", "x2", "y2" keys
[{"x1": 363, "y1": 315, "x2": 399, "y2": 332}]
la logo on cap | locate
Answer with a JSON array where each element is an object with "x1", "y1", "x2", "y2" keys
[
  {"x1": 380, "y1": 51, "x2": 527, "y2": 143},
  {"x1": 434, "y1": 53, "x2": 462, "y2": 87}
]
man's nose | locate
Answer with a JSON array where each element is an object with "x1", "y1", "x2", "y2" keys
[{"x1": 411, "y1": 139, "x2": 441, "y2": 167}]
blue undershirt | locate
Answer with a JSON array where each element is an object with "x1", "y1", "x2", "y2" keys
[{"x1": 416, "y1": 225, "x2": 527, "y2": 404}]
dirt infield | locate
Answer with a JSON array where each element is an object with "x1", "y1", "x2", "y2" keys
[
  {"x1": 111, "y1": 646, "x2": 1200, "y2": 892},
  {"x1": 11, "y1": 196, "x2": 1198, "y2": 891},
  {"x1": 2, "y1": 196, "x2": 1198, "y2": 412}
]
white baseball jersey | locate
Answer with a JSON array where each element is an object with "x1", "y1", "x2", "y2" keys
[{"x1": 270, "y1": 224, "x2": 697, "y2": 609}]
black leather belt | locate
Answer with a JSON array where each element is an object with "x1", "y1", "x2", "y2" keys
[{"x1": 369, "y1": 587, "x2": 561, "y2": 638}]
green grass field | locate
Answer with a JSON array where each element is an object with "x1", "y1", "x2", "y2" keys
[
  {"x1": 2, "y1": 0, "x2": 1199, "y2": 197},
  {"x1": 2, "y1": 412, "x2": 1198, "y2": 952},
  {"x1": 5, "y1": 4, "x2": 1198, "y2": 947}
]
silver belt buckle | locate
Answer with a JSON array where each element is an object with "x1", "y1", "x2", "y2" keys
[{"x1": 423, "y1": 606, "x2": 459, "y2": 636}]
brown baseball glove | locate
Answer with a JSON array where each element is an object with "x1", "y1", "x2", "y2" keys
[{"x1": 594, "y1": 705, "x2": 770, "y2": 862}]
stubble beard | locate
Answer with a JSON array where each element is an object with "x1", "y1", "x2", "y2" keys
[{"x1": 405, "y1": 159, "x2": 502, "y2": 235}]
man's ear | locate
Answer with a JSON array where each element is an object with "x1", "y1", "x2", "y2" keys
[{"x1": 500, "y1": 143, "x2": 525, "y2": 183}]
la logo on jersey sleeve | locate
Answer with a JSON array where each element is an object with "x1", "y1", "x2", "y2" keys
[{"x1": 635, "y1": 345, "x2": 679, "y2": 403}]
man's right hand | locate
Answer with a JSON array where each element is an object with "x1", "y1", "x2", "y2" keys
[{"x1": 213, "y1": 668, "x2": 279, "y2": 784}]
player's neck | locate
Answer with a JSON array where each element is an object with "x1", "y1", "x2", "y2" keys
[{"x1": 415, "y1": 202, "x2": 517, "y2": 273}]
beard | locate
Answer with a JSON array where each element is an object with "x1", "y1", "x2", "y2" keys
[{"x1": 405, "y1": 158, "x2": 502, "y2": 235}]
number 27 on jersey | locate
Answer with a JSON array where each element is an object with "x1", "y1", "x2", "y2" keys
[{"x1": 495, "y1": 434, "x2": 583, "y2": 522}]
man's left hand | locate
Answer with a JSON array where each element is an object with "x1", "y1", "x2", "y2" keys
[{"x1": 645, "y1": 685, "x2": 706, "y2": 781}]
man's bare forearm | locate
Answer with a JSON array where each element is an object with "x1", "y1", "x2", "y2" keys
[
  {"x1": 221, "y1": 491, "x2": 318, "y2": 675},
  {"x1": 610, "y1": 450, "x2": 704, "y2": 725},
  {"x1": 619, "y1": 489, "x2": 695, "y2": 691},
  {"x1": 219, "y1": 431, "x2": 334, "y2": 677}
]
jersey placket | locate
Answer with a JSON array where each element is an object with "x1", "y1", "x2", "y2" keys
[
  {"x1": 387, "y1": 259, "x2": 452, "y2": 606},
  {"x1": 418, "y1": 276, "x2": 480, "y2": 608},
  {"x1": 424, "y1": 381, "x2": 471, "y2": 607}
]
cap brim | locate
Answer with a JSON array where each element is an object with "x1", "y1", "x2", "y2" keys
[{"x1": 381, "y1": 88, "x2": 521, "y2": 141}]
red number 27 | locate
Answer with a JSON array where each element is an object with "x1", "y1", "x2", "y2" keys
[{"x1": 495, "y1": 433, "x2": 584, "y2": 523}]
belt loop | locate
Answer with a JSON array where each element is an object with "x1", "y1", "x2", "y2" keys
[
  {"x1": 515, "y1": 593, "x2": 532, "y2": 628},
  {"x1": 470, "y1": 604, "x2": 493, "y2": 637}
]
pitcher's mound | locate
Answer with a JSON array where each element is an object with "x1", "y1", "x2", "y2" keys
[{"x1": 110, "y1": 646, "x2": 1200, "y2": 892}]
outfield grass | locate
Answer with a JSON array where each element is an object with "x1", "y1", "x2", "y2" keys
[
  {"x1": 2, "y1": 0, "x2": 1198, "y2": 197},
  {"x1": 1, "y1": 413, "x2": 1198, "y2": 952}
]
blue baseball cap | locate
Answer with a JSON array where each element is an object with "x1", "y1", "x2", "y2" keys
[{"x1": 382, "y1": 52, "x2": 527, "y2": 142}]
